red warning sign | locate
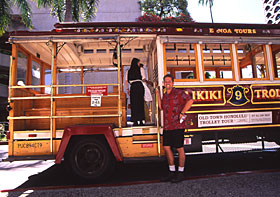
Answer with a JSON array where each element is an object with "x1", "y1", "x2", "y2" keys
[
  {"x1": 141, "y1": 144, "x2": 154, "y2": 148},
  {"x1": 86, "y1": 86, "x2": 108, "y2": 96}
]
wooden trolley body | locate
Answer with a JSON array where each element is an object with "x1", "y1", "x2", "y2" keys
[{"x1": 5, "y1": 22, "x2": 280, "y2": 179}]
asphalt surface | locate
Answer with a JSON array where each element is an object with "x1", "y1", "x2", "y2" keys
[
  {"x1": 3, "y1": 171, "x2": 280, "y2": 197},
  {"x1": 1, "y1": 144, "x2": 280, "y2": 197}
]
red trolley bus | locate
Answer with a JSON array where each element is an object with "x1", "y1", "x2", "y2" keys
[{"x1": 5, "y1": 22, "x2": 280, "y2": 179}]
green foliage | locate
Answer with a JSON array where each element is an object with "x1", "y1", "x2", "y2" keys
[
  {"x1": 205, "y1": 71, "x2": 211, "y2": 79},
  {"x1": 198, "y1": 0, "x2": 214, "y2": 6},
  {"x1": 52, "y1": 0, "x2": 65, "y2": 22},
  {"x1": 139, "y1": 0, "x2": 190, "y2": 18},
  {"x1": 138, "y1": 12, "x2": 193, "y2": 22},
  {"x1": 138, "y1": 0, "x2": 193, "y2": 22},
  {"x1": 198, "y1": 0, "x2": 214, "y2": 23},
  {"x1": 138, "y1": 13, "x2": 161, "y2": 22},
  {"x1": 36, "y1": 0, "x2": 53, "y2": 7},
  {"x1": 36, "y1": 0, "x2": 99, "y2": 22},
  {"x1": 0, "y1": 0, "x2": 33, "y2": 36},
  {"x1": 0, "y1": 1, "x2": 12, "y2": 36},
  {"x1": 14, "y1": 0, "x2": 33, "y2": 28},
  {"x1": 79, "y1": 0, "x2": 98, "y2": 22},
  {"x1": 0, "y1": 123, "x2": 7, "y2": 141},
  {"x1": 0, "y1": 135, "x2": 7, "y2": 142}
]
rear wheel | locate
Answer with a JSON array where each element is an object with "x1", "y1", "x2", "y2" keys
[{"x1": 68, "y1": 137, "x2": 115, "y2": 180}]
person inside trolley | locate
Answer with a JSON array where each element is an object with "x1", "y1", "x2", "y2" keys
[{"x1": 126, "y1": 58, "x2": 146, "y2": 126}]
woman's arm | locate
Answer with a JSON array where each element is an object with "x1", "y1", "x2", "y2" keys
[
  {"x1": 143, "y1": 79, "x2": 153, "y2": 86},
  {"x1": 140, "y1": 67, "x2": 153, "y2": 86}
]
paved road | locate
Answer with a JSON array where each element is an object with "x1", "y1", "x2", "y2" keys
[
  {"x1": 1, "y1": 144, "x2": 280, "y2": 197},
  {"x1": 0, "y1": 145, "x2": 54, "y2": 191},
  {"x1": 2, "y1": 171, "x2": 280, "y2": 197}
]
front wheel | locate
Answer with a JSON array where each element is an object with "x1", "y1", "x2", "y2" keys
[{"x1": 68, "y1": 137, "x2": 115, "y2": 180}]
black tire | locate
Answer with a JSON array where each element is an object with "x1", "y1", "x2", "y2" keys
[{"x1": 68, "y1": 137, "x2": 115, "y2": 180}]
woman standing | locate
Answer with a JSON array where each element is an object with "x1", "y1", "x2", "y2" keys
[{"x1": 126, "y1": 58, "x2": 145, "y2": 126}]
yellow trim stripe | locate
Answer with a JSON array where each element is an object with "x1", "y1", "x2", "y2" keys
[
  {"x1": 188, "y1": 123, "x2": 280, "y2": 132},
  {"x1": 13, "y1": 130, "x2": 64, "y2": 133},
  {"x1": 186, "y1": 107, "x2": 280, "y2": 114}
]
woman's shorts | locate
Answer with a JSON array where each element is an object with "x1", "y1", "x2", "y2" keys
[{"x1": 163, "y1": 129, "x2": 185, "y2": 148}]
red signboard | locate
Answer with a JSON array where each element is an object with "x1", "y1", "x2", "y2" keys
[
  {"x1": 86, "y1": 86, "x2": 108, "y2": 96},
  {"x1": 141, "y1": 144, "x2": 153, "y2": 148}
]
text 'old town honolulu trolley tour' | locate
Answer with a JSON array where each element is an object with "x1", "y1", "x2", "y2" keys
[{"x1": 4, "y1": 21, "x2": 280, "y2": 179}]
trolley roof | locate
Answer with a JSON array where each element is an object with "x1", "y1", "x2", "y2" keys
[{"x1": 8, "y1": 22, "x2": 280, "y2": 69}]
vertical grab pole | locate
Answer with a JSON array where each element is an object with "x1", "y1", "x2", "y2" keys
[
  {"x1": 117, "y1": 36, "x2": 122, "y2": 128},
  {"x1": 8, "y1": 56, "x2": 13, "y2": 105},
  {"x1": 8, "y1": 44, "x2": 18, "y2": 156},
  {"x1": 80, "y1": 66, "x2": 84, "y2": 94},
  {"x1": 50, "y1": 42, "x2": 57, "y2": 154},
  {"x1": 156, "y1": 37, "x2": 165, "y2": 156},
  {"x1": 156, "y1": 86, "x2": 161, "y2": 156},
  {"x1": 50, "y1": 42, "x2": 54, "y2": 154}
]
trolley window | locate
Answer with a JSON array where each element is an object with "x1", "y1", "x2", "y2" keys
[
  {"x1": 271, "y1": 44, "x2": 280, "y2": 79},
  {"x1": 16, "y1": 51, "x2": 27, "y2": 86},
  {"x1": 201, "y1": 44, "x2": 234, "y2": 80},
  {"x1": 237, "y1": 43, "x2": 269, "y2": 80},
  {"x1": 31, "y1": 60, "x2": 41, "y2": 92},
  {"x1": 164, "y1": 43, "x2": 199, "y2": 81},
  {"x1": 45, "y1": 67, "x2": 51, "y2": 94}
]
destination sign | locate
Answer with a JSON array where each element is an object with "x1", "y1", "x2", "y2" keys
[
  {"x1": 251, "y1": 84, "x2": 280, "y2": 104},
  {"x1": 179, "y1": 84, "x2": 280, "y2": 106},
  {"x1": 209, "y1": 28, "x2": 257, "y2": 35},
  {"x1": 51, "y1": 23, "x2": 276, "y2": 37}
]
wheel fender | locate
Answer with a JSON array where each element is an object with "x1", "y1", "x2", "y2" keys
[{"x1": 55, "y1": 124, "x2": 123, "y2": 164}]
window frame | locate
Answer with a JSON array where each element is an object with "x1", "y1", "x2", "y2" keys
[
  {"x1": 270, "y1": 44, "x2": 280, "y2": 80},
  {"x1": 236, "y1": 44, "x2": 270, "y2": 81},
  {"x1": 163, "y1": 43, "x2": 200, "y2": 82},
  {"x1": 201, "y1": 43, "x2": 236, "y2": 82}
]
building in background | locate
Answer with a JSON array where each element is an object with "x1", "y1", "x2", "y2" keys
[
  {"x1": 8, "y1": 0, "x2": 141, "y2": 32},
  {"x1": 263, "y1": 0, "x2": 280, "y2": 24}
]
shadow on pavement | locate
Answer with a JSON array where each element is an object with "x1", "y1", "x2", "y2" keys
[
  {"x1": 13, "y1": 151, "x2": 280, "y2": 186},
  {"x1": 3, "y1": 150, "x2": 280, "y2": 196}
]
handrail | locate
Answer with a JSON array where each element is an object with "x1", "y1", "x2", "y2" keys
[
  {"x1": 8, "y1": 114, "x2": 121, "y2": 120},
  {"x1": 155, "y1": 86, "x2": 161, "y2": 156},
  {"x1": 9, "y1": 83, "x2": 119, "y2": 89},
  {"x1": 9, "y1": 94, "x2": 119, "y2": 100}
]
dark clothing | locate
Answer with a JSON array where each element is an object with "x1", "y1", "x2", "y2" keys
[
  {"x1": 128, "y1": 61, "x2": 142, "y2": 82},
  {"x1": 130, "y1": 81, "x2": 145, "y2": 122},
  {"x1": 162, "y1": 88, "x2": 191, "y2": 130},
  {"x1": 127, "y1": 59, "x2": 145, "y2": 123},
  {"x1": 163, "y1": 129, "x2": 185, "y2": 148}
]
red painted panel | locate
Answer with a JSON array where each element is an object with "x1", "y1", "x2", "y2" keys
[{"x1": 55, "y1": 124, "x2": 123, "y2": 164}]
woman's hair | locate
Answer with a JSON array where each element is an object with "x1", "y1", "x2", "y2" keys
[
  {"x1": 163, "y1": 74, "x2": 174, "y2": 82},
  {"x1": 131, "y1": 58, "x2": 140, "y2": 67},
  {"x1": 128, "y1": 58, "x2": 141, "y2": 81}
]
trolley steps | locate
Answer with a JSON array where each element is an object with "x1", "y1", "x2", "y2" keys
[{"x1": 114, "y1": 125, "x2": 161, "y2": 144}]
